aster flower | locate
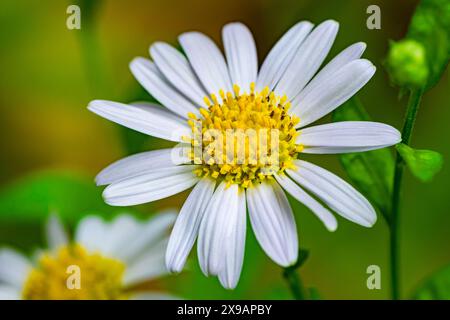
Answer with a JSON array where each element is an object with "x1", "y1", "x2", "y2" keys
[
  {"x1": 0, "y1": 213, "x2": 177, "y2": 300},
  {"x1": 88, "y1": 20, "x2": 401, "y2": 289}
]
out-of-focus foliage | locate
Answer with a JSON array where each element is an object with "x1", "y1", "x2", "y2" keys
[
  {"x1": 387, "y1": 0, "x2": 450, "y2": 90},
  {"x1": 332, "y1": 98, "x2": 394, "y2": 216},
  {"x1": 414, "y1": 264, "x2": 450, "y2": 299},
  {"x1": 308, "y1": 287, "x2": 322, "y2": 300},
  {"x1": 408, "y1": 0, "x2": 450, "y2": 89},
  {"x1": 0, "y1": 0, "x2": 449, "y2": 299},
  {"x1": 397, "y1": 143, "x2": 443, "y2": 182},
  {"x1": 0, "y1": 170, "x2": 113, "y2": 224}
]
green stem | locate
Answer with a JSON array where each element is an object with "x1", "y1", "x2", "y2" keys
[
  {"x1": 283, "y1": 267, "x2": 306, "y2": 300},
  {"x1": 282, "y1": 249, "x2": 309, "y2": 300},
  {"x1": 390, "y1": 88, "x2": 423, "y2": 300}
]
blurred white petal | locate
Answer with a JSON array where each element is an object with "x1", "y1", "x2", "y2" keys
[
  {"x1": 46, "y1": 214, "x2": 68, "y2": 250},
  {"x1": 0, "y1": 248, "x2": 30, "y2": 287}
]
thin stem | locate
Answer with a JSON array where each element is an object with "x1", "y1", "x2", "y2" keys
[
  {"x1": 390, "y1": 88, "x2": 423, "y2": 300},
  {"x1": 282, "y1": 249, "x2": 309, "y2": 300},
  {"x1": 283, "y1": 268, "x2": 306, "y2": 300},
  {"x1": 390, "y1": 160, "x2": 403, "y2": 300},
  {"x1": 401, "y1": 89, "x2": 424, "y2": 145}
]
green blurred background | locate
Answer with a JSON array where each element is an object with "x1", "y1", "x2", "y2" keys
[{"x1": 0, "y1": 0, "x2": 448, "y2": 299}]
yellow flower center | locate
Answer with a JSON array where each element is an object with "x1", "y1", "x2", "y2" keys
[
  {"x1": 186, "y1": 83, "x2": 302, "y2": 188},
  {"x1": 22, "y1": 244, "x2": 127, "y2": 300}
]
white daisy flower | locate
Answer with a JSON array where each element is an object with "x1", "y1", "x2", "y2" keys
[
  {"x1": 88, "y1": 20, "x2": 401, "y2": 289},
  {"x1": 0, "y1": 213, "x2": 177, "y2": 300}
]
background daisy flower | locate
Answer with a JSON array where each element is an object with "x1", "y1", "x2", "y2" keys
[
  {"x1": 88, "y1": 20, "x2": 401, "y2": 289},
  {"x1": 0, "y1": 212, "x2": 177, "y2": 300}
]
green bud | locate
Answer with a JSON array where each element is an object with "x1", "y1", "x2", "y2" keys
[
  {"x1": 386, "y1": 39, "x2": 429, "y2": 88},
  {"x1": 396, "y1": 143, "x2": 443, "y2": 182}
]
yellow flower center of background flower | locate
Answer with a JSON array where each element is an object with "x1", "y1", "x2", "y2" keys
[
  {"x1": 22, "y1": 244, "x2": 127, "y2": 300},
  {"x1": 186, "y1": 83, "x2": 302, "y2": 188}
]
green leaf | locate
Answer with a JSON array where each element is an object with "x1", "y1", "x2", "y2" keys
[
  {"x1": 0, "y1": 170, "x2": 114, "y2": 225},
  {"x1": 0, "y1": 170, "x2": 118, "y2": 250},
  {"x1": 406, "y1": 0, "x2": 450, "y2": 90},
  {"x1": 414, "y1": 264, "x2": 450, "y2": 299},
  {"x1": 332, "y1": 98, "x2": 395, "y2": 216},
  {"x1": 396, "y1": 143, "x2": 443, "y2": 182}
]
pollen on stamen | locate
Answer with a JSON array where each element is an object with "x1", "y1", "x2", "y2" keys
[
  {"x1": 189, "y1": 82, "x2": 301, "y2": 188},
  {"x1": 22, "y1": 245, "x2": 126, "y2": 300}
]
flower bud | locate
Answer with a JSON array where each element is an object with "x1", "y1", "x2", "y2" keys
[{"x1": 386, "y1": 39, "x2": 429, "y2": 88}]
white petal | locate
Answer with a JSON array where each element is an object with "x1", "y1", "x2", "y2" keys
[
  {"x1": 99, "y1": 214, "x2": 141, "y2": 258},
  {"x1": 275, "y1": 20, "x2": 339, "y2": 99},
  {"x1": 0, "y1": 285, "x2": 21, "y2": 300},
  {"x1": 88, "y1": 100, "x2": 191, "y2": 142},
  {"x1": 297, "y1": 121, "x2": 401, "y2": 154},
  {"x1": 95, "y1": 147, "x2": 190, "y2": 186},
  {"x1": 247, "y1": 182, "x2": 298, "y2": 267},
  {"x1": 291, "y1": 42, "x2": 366, "y2": 108},
  {"x1": 256, "y1": 21, "x2": 314, "y2": 91},
  {"x1": 293, "y1": 59, "x2": 376, "y2": 128},
  {"x1": 129, "y1": 57, "x2": 199, "y2": 118},
  {"x1": 222, "y1": 22, "x2": 258, "y2": 92},
  {"x1": 179, "y1": 31, "x2": 233, "y2": 95},
  {"x1": 165, "y1": 178, "x2": 215, "y2": 273},
  {"x1": 103, "y1": 165, "x2": 199, "y2": 206},
  {"x1": 275, "y1": 174, "x2": 337, "y2": 231},
  {"x1": 118, "y1": 211, "x2": 177, "y2": 263},
  {"x1": 197, "y1": 182, "x2": 239, "y2": 276},
  {"x1": 45, "y1": 214, "x2": 68, "y2": 250},
  {"x1": 288, "y1": 160, "x2": 376, "y2": 227},
  {"x1": 0, "y1": 248, "x2": 30, "y2": 287},
  {"x1": 150, "y1": 42, "x2": 207, "y2": 107},
  {"x1": 123, "y1": 238, "x2": 169, "y2": 286},
  {"x1": 75, "y1": 216, "x2": 108, "y2": 252},
  {"x1": 218, "y1": 189, "x2": 246, "y2": 289}
]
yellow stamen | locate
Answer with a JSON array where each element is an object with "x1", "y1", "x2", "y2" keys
[
  {"x1": 188, "y1": 82, "x2": 301, "y2": 188},
  {"x1": 22, "y1": 244, "x2": 127, "y2": 300}
]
